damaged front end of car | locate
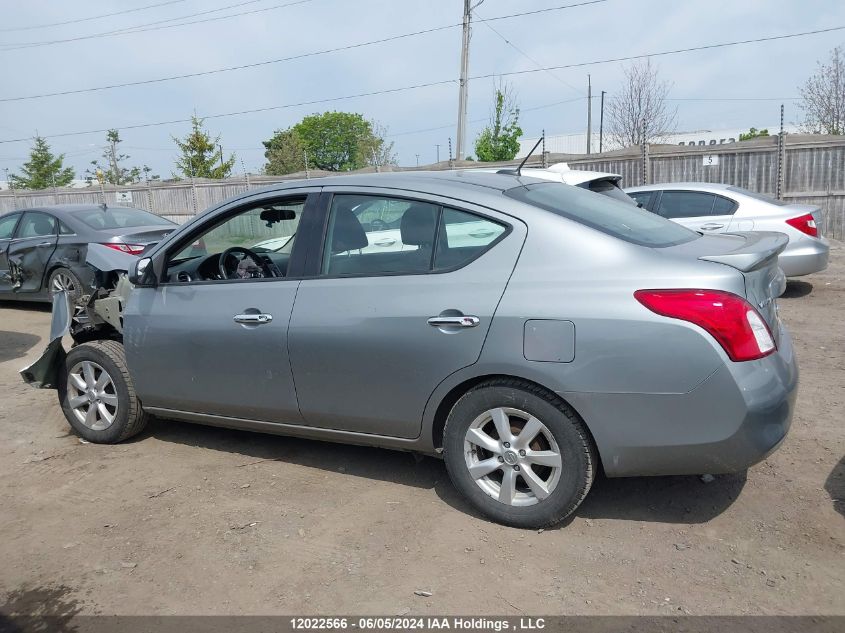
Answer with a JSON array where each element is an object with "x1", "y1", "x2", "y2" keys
[{"x1": 20, "y1": 244, "x2": 137, "y2": 388}]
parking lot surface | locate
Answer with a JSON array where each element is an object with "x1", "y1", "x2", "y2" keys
[{"x1": 1, "y1": 244, "x2": 843, "y2": 616}]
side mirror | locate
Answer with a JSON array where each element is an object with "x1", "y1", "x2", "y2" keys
[{"x1": 128, "y1": 257, "x2": 155, "y2": 286}]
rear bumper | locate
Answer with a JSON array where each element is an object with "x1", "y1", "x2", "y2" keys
[
  {"x1": 779, "y1": 237, "x2": 829, "y2": 277},
  {"x1": 563, "y1": 326, "x2": 799, "y2": 477}
]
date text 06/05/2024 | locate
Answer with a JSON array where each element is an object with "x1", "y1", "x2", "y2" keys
[{"x1": 290, "y1": 617, "x2": 546, "y2": 631}]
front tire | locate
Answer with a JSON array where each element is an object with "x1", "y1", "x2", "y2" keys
[
  {"x1": 443, "y1": 379, "x2": 596, "y2": 528},
  {"x1": 58, "y1": 340, "x2": 148, "y2": 443}
]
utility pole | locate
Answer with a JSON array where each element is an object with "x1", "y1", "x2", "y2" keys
[
  {"x1": 218, "y1": 143, "x2": 225, "y2": 176},
  {"x1": 435, "y1": 144, "x2": 441, "y2": 163},
  {"x1": 599, "y1": 90, "x2": 606, "y2": 153},
  {"x1": 4, "y1": 167, "x2": 17, "y2": 207},
  {"x1": 109, "y1": 135, "x2": 119, "y2": 185},
  {"x1": 586, "y1": 75, "x2": 592, "y2": 155},
  {"x1": 455, "y1": 0, "x2": 477, "y2": 161},
  {"x1": 415, "y1": 154, "x2": 420, "y2": 167}
]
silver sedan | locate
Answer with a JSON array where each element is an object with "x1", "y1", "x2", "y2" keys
[
  {"x1": 23, "y1": 171, "x2": 798, "y2": 528},
  {"x1": 625, "y1": 182, "x2": 829, "y2": 277}
]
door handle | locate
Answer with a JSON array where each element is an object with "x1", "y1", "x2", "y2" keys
[
  {"x1": 233, "y1": 313, "x2": 273, "y2": 325},
  {"x1": 699, "y1": 223, "x2": 724, "y2": 231},
  {"x1": 427, "y1": 315, "x2": 479, "y2": 328},
  {"x1": 36, "y1": 241, "x2": 54, "y2": 247}
]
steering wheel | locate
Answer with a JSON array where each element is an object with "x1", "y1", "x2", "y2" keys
[
  {"x1": 369, "y1": 218, "x2": 389, "y2": 231},
  {"x1": 218, "y1": 247, "x2": 273, "y2": 280}
]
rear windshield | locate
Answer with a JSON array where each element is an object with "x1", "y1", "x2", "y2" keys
[
  {"x1": 505, "y1": 182, "x2": 698, "y2": 247},
  {"x1": 72, "y1": 207, "x2": 173, "y2": 230},
  {"x1": 579, "y1": 178, "x2": 636, "y2": 205},
  {"x1": 726, "y1": 186, "x2": 788, "y2": 206}
]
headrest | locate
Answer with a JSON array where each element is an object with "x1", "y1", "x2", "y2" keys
[
  {"x1": 400, "y1": 204, "x2": 437, "y2": 246},
  {"x1": 331, "y1": 207, "x2": 368, "y2": 253},
  {"x1": 32, "y1": 217, "x2": 53, "y2": 235}
]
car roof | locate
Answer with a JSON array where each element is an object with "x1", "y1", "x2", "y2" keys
[
  {"x1": 625, "y1": 182, "x2": 734, "y2": 193},
  {"x1": 0, "y1": 204, "x2": 145, "y2": 217},
  {"x1": 295, "y1": 169, "x2": 548, "y2": 192}
]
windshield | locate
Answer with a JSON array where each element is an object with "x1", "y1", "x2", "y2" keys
[
  {"x1": 505, "y1": 182, "x2": 698, "y2": 247},
  {"x1": 727, "y1": 186, "x2": 789, "y2": 206},
  {"x1": 72, "y1": 207, "x2": 173, "y2": 230}
]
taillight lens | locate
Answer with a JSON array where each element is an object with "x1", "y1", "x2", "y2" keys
[
  {"x1": 101, "y1": 242, "x2": 146, "y2": 255},
  {"x1": 634, "y1": 289, "x2": 776, "y2": 362},
  {"x1": 785, "y1": 213, "x2": 818, "y2": 237}
]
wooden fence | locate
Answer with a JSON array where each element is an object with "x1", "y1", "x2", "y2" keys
[{"x1": 2, "y1": 134, "x2": 843, "y2": 239}]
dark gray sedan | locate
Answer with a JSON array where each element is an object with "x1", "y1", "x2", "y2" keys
[{"x1": 0, "y1": 204, "x2": 175, "y2": 303}]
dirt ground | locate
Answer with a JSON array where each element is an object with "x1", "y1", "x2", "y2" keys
[{"x1": 0, "y1": 245, "x2": 843, "y2": 617}]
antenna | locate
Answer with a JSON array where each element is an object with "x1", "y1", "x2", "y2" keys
[{"x1": 516, "y1": 135, "x2": 544, "y2": 176}]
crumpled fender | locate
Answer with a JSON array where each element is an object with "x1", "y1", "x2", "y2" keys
[
  {"x1": 85, "y1": 242, "x2": 138, "y2": 273},
  {"x1": 20, "y1": 290, "x2": 72, "y2": 389}
]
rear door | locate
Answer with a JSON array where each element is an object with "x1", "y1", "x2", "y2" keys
[
  {"x1": 287, "y1": 189, "x2": 525, "y2": 439},
  {"x1": 7, "y1": 211, "x2": 58, "y2": 293},
  {"x1": 655, "y1": 190, "x2": 737, "y2": 234},
  {"x1": 0, "y1": 212, "x2": 22, "y2": 293}
]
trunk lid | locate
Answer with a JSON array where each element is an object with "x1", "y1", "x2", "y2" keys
[
  {"x1": 664, "y1": 231, "x2": 788, "y2": 343},
  {"x1": 99, "y1": 226, "x2": 175, "y2": 246}
]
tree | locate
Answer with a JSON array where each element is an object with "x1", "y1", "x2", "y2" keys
[
  {"x1": 173, "y1": 116, "x2": 236, "y2": 179},
  {"x1": 739, "y1": 127, "x2": 769, "y2": 141},
  {"x1": 263, "y1": 128, "x2": 306, "y2": 175},
  {"x1": 798, "y1": 46, "x2": 845, "y2": 135},
  {"x1": 86, "y1": 129, "x2": 144, "y2": 185},
  {"x1": 607, "y1": 58, "x2": 677, "y2": 147},
  {"x1": 296, "y1": 112, "x2": 380, "y2": 171},
  {"x1": 8, "y1": 136, "x2": 75, "y2": 190},
  {"x1": 474, "y1": 83, "x2": 523, "y2": 161},
  {"x1": 358, "y1": 121, "x2": 397, "y2": 169}
]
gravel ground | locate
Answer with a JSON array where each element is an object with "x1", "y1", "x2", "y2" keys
[{"x1": 0, "y1": 243, "x2": 842, "y2": 617}]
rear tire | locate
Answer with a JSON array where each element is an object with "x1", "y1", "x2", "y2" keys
[
  {"x1": 48, "y1": 267, "x2": 83, "y2": 304},
  {"x1": 443, "y1": 378, "x2": 596, "y2": 528},
  {"x1": 58, "y1": 340, "x2": 148, "y2": 443}
]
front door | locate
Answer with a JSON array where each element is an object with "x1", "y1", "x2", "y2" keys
[
  {"x1": 124, "y1": 192, "x2": 318, "y2": 423},
  {"x1": 288, "y1": 191, "x2": 526, "y2": 439},
  {"x1": 0, "y1": 212, "x2": 22, "y2": 294},
  {"x1": 7, "y1": 211, "x2": 58, "y2": 293}
]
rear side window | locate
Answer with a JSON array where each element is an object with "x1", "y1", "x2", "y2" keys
[
  {"x1": 712, "y1": 195, "x2": 738, "y2": 215},
  {"x1": 322, "y1": 195, "x2": 506, "y2": 276},
  {"x1": 657, "y1": 191, "x2": 716, "y2": 218},
  {"x1": 17, "y1": 212, "x2": 57, "y2": 238},
  {"x1": 0, "y1": 213, "x2": 21, "y2": 239},
  {"x1": 505, "y1": 182, "x2": 696, "y2": 248}
]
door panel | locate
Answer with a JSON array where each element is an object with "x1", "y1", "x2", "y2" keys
[
  {"x1": 124, "y1": 282, "x2": 302, "y2": 422},
  {"x1": 288, "y1": 193, "x2": 526, "y2": 439},
  {"x1": 0, "y1": 213, "x2": 22, "y2": 293},
  {"x1": 8, "y1": 212, "x2": 58, "y2": 293},
  {"x1": 123, "y1": 190, "x2": 319, "y2": 423}
]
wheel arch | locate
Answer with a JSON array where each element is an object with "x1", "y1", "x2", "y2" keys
[{"x1": 429, "y1": 372, "x2": 603, "y2": 474}]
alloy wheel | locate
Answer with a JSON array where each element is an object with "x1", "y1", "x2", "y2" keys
[
  {"x1": 463, "y1": 407, "x2": 562, "y2": 507},
  {"x1": 67, "y1": 361, "x2": 119, "y2": 431},
  {"x1": 51, "y1": 271, "x2": 76, "y2": 295}
]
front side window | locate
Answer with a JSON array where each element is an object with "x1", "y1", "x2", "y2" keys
[
  {"x1": 0, "y1": 213, "x2": 21, "y2": 239},
  {"x1": 166, "y1": 198, "x2": 305, "y2": 282},
  {"x1": 505, "y1": 182, "x2": 696, "y2": 248},
  {"x1": 17, "y1": 212, "x2": 57, "y2": 238},
  {"x1": 657, "y1": 191, "x2": 716, "y2": 219},
  {"x1": 322, "y1": 195, "x2": 506, "y2": 276}
]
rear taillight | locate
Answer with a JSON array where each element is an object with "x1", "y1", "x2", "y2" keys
[
  {"x1": 785, "y1": 213, "x2": 818, "y2": 237},
  {"x1": 634, "y1": 289, "x2": 776, "y2": 362},
  {"x1": 101, "y1": 242, "x2": 146, "y2": 255}
]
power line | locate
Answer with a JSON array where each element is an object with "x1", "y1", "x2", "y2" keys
[
  {"x1": 0, "y1": 0, "x2": 308, "y2": 52},
  {"x1": 0, "y1": 0, "x2": 187, "y2": 33},
  {"x1": 0, "y1": 22, "x2": 458, "y2": 102},
  {"x1": 0, "y1": 22, "x2": 834, "y2": 145},
  {"x1": 0, "y1": 1, "x2": 609, "y2": 102},
  {"x1": 471, "y1": 25, "x2": 845, "y2": 82},
  {"x1": 0, "y1": 79, "x2": 457, "y2": 145}
]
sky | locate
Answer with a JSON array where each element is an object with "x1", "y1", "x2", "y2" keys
[{"x1": 0, "y1": 0, "x2": 844, "y2": 178}]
